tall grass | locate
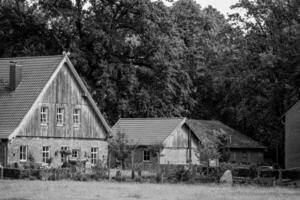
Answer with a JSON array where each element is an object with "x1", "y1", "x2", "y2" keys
[{"x1": 0, "y1": 180, "x2": 299, "y2": 200}]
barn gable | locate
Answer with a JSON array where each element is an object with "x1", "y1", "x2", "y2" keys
[{"x1": 112, "y1": 118, "x2": 200, "y2": 165}]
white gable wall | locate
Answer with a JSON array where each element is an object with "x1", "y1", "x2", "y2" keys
[{"x1": 160, "y1": 123, "x2": 199, "y2": 165}]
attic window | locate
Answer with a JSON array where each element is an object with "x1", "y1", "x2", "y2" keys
[
  {"x1": 40, "y1": 107, "x2": 48, "y2": 125},
  {"x1": 73, "y1": 108, "x2": 81, "y2": 125},
  {"x1": 56, "y1": 107, "x2": 64, "y2": 126}
]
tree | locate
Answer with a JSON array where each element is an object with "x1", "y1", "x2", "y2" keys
[
  {"x1": 223, "y1": 0, "x2": 300, "y2": 165},
  {"x1": 1, "y1": 0, "x2": 298, "y2": 166},
  {"x1": 197, "y1": 138, "x2": 220, "y2": 165},
  {"x1": 108, "y1": 130, "x2": 138, "y2": 169},
  {"x1": 0, "y1": 0, "x2": 62, "y2": 56},
  {"x1": 196, "y1": 130, "x2": 230, "y2": 167}
]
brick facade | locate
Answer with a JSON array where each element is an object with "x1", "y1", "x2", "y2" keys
[{"x1": 8, "y1": 137, "x2": 108, "y2": 167}]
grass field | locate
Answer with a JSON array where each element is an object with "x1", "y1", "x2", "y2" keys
[{"x1": 0, "y1": 180, "x2": 300, "y2": 200}]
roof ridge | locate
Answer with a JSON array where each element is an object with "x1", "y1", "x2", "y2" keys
[
  {"x1": 0, "y1": 55, "x2": 64, "y2": 60},
  {"x1": 189, "y1": 119, "x2": 221, "y2": 122},
  {"x1": 119, "y1": 117, "x2": 185, "y2": 120}
]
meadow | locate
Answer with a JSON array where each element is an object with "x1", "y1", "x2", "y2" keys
[{"x1": 0, "y1": 180, "x2": 300, "y2": 200}]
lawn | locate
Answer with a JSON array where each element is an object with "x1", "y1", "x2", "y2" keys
[{"x1": 0, "y1": 180, "x2": 299, "y2": 200}]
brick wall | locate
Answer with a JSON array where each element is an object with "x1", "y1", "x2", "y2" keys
[{"x1": 7, "y1": 137, "x2": 108, "y2": 167}]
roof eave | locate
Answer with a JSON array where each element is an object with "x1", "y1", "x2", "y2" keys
[
  {"x1": 7, "y1": 55, "x2": 67, "y2": 140},
  {"x1": 64, "y1": 56, "x2": 112, "y2": 137}
]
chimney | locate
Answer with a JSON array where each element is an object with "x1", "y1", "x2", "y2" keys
[{"x1": 9, "y1": 61, "x2": 22, "y2": 90}]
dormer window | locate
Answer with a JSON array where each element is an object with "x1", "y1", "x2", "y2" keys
[
  {"x1": 73, "y1": 108, "x2": 81, "y2": 126},
  {"x1": 56, "y1": 107, "x2": 64, "y2": 126},
  {"x1": 40, "y1": 107, "x2": 48, "y2": 125}
]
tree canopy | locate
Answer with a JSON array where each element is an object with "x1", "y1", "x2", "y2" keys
[{"x1": 1, "y1": 0, "x2": 299, "y2": 166}]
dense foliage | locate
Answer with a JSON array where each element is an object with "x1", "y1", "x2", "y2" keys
[{"x1": 1, "y1": 0, "x2": 299, "y2": 166}]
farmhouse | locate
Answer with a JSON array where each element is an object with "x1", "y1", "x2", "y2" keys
[
  {"x1": 187, "y1": 120, "x2": 265, "y2": 165},
  {"x1": 111, "y1": 118, "x2": 199, "y2": 165},
  {"x1": 285, "y1": 100, "x2": 300, "y2": 169},
  {"x1": 0, "y1": 55, "x2": 111, "y2": 168}
]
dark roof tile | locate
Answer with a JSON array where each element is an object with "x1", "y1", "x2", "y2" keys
[
  {"x1": 186, "y1": 119, "x2": 265, "y2": 149},
  {"x1": 111, "y1": 118, "x2": 185, "y2": 145},
  {"x1": 0, "y1": 55, "x2": 64, "y2": 138}
]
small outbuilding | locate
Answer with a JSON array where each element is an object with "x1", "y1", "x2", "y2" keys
[
  {"x1": 112, "y1": 118, "x2": 199, "y2": 165},
  {"x1": 186, "y1": 119, "x2": 265, "y2": 165}
]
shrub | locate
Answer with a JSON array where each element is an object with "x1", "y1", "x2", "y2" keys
[
  {"x1": 73, "y1": 172, "x2": 90, "y2": 181},
  {"x1": 3, "y1": 168, "x2": 21, "y2": 179},
  {"x1": 61, "y1": 161, "x2": 73, "y2": 168},
  {"x1": 91, "y1": 159, "x2": 108, "y2": 180}
]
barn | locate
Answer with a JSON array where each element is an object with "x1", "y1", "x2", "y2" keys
[
  {"x1": 111, "y1": 118, "x2": 200, "y2": 165},
  {"x1": 285, "y1": 100, "x2": 300, "y2": 169},
  {"x1": 187, "y1": 119, "x2": 265, "y2": 165},
  {"x1": 0, "y1": 55, "x2": 111, "y2": 168}
]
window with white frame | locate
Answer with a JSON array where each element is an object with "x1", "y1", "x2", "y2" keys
[
  {"x1": 61, "y1": 146, "x2": 69, "y2": 162},
  {"x1": 19, "y1": 145, "x2": 28, "y2": 162},
  {"x1": 143, "y1": 150, "x2": 150, "y2": 161},
  {"x1": 91, "y1": 147, "x2": 98, "y2": 165},
  {"x1": 72, "y1": 149, "x2": 79, "y2": 159},
  {"x1": 42, "y1": 146, "x2": 50, "y2": 163},
  {"x1": 73, "y1": 109, "x2": 81, "y2": 125},
  {"x1": 56, "y1": 107, "x2": 64, "y2": 125},
  {"x1": 40, "y1": 107, "x2": 48, "y2": 124}
]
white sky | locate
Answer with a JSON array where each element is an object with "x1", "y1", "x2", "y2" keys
[
  {"x1": 162, "y1": 0, "x2": 243, "y2": 16},
  {"x1": 195, "y1": 0, "x2": 240, "y2": 15}
]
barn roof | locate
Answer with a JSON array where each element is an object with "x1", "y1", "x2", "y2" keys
[
  {"x1": 186, "y1": 119, "x2": 265, "y2": 149},
  {"x1": 111, "y1": 118, "x2": 187, "y2": 145},
  {"x1": 0, "y1": 55, "x2": 111, "y2": 139}
]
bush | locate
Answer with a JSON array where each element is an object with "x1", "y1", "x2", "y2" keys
[
  {"x1": 20, "y1": 169, "x2": 41, "y2": 179},
  {"x1": 73, "y1": 172, "x2": 90, "y2": 181},
  {"x1": 3, "y1": 168, "x2": 21, "y2": 179},
  {"x1": 91, "y1": 160, "x2": 108, "y2": 180},
  {"x1": 61, "y1": 161, "x2": 73, "y2": 168}
]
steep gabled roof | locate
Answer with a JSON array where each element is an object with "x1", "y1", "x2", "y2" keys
[
  {"x1": 0, "y1": 55, "x2": 111, "y2": 139},
  {"x1": 111, "y1": 118, "x2": 186, "y2": 145},
  {"x1": 186, "y1": 119, "x2": 265, "y2": 149}
]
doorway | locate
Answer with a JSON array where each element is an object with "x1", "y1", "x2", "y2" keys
[{"x1": 0, "y1": 141, "x2": 7, "y2": 167}]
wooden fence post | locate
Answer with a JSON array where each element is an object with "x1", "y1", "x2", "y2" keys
[
  {"x1": 108, "y1": 151, "x2": 111, "y2": 181},
  {"x1": 278, "y1": 169, "x2": 282, "y2": 185},
  {"x1": 0, "y1": 166, "x2": 3, "y2": 179}
]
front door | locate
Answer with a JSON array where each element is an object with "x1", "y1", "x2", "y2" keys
[{"x1": 0, "y1": 141, "x2": 7, "y2": 167}]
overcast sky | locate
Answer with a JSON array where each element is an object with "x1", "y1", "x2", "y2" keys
[
  {"x1": 195, "y1": 0, "x2": 239, "y2": 14},
  {"x1": 162, "y1": 0, "x2": 242, "y2": 16}
]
